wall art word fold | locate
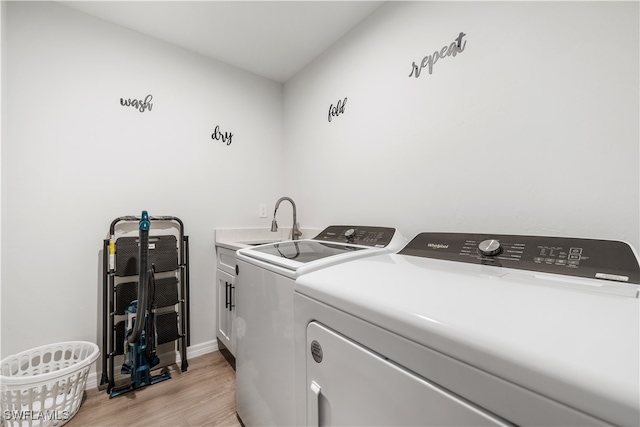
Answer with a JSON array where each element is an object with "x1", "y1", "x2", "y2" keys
[
  {"x1": 409, "y1": 32, "x2": 467, "y2": 78},
  {"x1": 328, "y1": 97, "x2": 347, "y2": 122}
]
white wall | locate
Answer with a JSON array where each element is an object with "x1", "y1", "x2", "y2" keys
[
  {"x1": 284, "y1": 1, "x2": 639, "y2": 250},
  {"x1": 1, "y1": 1, "x2": 284, "y2": 358},
  {"x1": 0, "y1": 0, "x2": 5, "y2": 360},
  {"x1": 2, "y1": 0, "x2": 639, "y2": 362}
]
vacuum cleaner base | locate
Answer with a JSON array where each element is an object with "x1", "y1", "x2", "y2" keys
[{"x1": 109, "y1": 368, "x2": 172, "y2": 398}]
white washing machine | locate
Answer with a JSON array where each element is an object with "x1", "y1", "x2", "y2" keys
[
  {"x1": 294, "y1": 232, "x2": 640, "y2": 426},
  {"x1": 235, "y1": 225, "x2": 407, "y2": 426}
]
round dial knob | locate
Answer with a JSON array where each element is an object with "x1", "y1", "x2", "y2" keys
[
  {"x1": 478, "y1": 239, "x2": 501, "y2": 256},
  {"x1": 344, "y1": 228, "x2": 356, "y2": 239}
]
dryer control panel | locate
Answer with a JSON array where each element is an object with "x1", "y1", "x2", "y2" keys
[
  {"x1": 399, "y1": 233, "x2": 640, "y2": 284},
  {"x1": 314, "y1": 226, "x2": 396, "y2": 247}
]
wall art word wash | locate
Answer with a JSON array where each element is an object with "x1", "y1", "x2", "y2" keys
[
  {"x1": 120, "y1": 94, "x2": 153, "y2": 112},
  {"x1": 409, "y1": 32, "x2": 467, "y2": 78},
  {"x1": 212, "y1": 125, "x2": 234, "y2": 145},
  {"x1": 328, "y1": 97, "x2": 347, "y2": 122}
]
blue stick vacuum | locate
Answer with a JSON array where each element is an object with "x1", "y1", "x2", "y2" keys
[{"x1": 110, "y1": 211, "x2": 172, "y2": 398}]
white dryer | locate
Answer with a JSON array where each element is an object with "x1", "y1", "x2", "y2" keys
[
  {"x1": 294, "y1": 232, "x2": 640, "y2": 426},
  {"x1": 235, "y1": 225, "x2": 407, "y2": 426}
]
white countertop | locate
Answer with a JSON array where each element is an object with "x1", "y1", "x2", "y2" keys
[{"x1": 215, "y1": 227, "x2": 322, "y2": 251}]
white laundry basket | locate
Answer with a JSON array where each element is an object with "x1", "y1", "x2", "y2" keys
[{"x1": 0, "y1": 341, "x2": 99, "y2": 427}]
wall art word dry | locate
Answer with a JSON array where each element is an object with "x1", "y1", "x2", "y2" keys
[
  {"x1": 120, "y1": 94, "x2": 153, "y2": 112},
  {"x1": 212, "y1": 125, "x2": 234, "y2": 145},
  {"x1": 409, "y1": 32, "x2": 467, "y2": 78},
  {"x1": 328, "y1": 97, "x2": 347, "y2": 122}
]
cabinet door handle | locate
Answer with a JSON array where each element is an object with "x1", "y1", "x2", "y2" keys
[
  {"x1": 308, "y1": 381, "x2": 321, "y2": 427},
  {"x1": 225, "y1": 282, "x2": 230, "y2": 309},
  {"x1": 230, "y1": 285, "x2": 235, "y2": 310}
]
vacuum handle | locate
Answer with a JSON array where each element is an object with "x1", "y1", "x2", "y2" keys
[{"x1": 128, "y1": 211, "x2": 150, "y2": 344}]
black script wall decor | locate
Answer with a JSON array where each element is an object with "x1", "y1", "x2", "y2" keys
[
  {"x1": 212, "y1": 125, "x2": 234, "y2": 146},
  {"x1": 120, "y1": 94, "x2": 153, "y2": 112},
  {"x1": 409, "y1": 32, "x2": 467, "y2": 78},
  {"x1": 328, "y1": 97, "x2": 347, "y2": 122}
]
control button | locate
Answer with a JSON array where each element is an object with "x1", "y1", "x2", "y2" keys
[
  {"x1": 570, "y1": 247, "x2": 583, "y2": 255},
  {"x1": 568, "y1": 254, "x2": 581, "y2": 260},
  {"x1": 344, "y1": 229, "x2": 356, "y2": 240},
  {"x1": 478, "y1": 239, "x2": 501, "y2": 256}
]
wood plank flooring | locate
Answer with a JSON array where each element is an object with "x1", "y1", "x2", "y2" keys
[{"x1": 66, "y1": 351, "x2": 241, "y2": 427}]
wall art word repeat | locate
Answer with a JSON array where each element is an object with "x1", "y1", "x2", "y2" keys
[
  {"x1": 409, "y1": 32, "x2": 467, "y2": 78},
  {"x1": 328, "y1": 97, "x2": 347, "y2": 122},
  {"x1": 120, "y1": 94, "x2": 153, "y2": 112},
  {"x1": 212, "y1": 125, "x2": 234, "y2": 145}
]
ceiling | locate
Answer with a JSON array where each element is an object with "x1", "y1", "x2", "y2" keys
[{"x1": 57, "y1": 1, "x2": 385, "y2": 83}]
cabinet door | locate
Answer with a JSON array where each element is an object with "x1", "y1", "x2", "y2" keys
[
  {"x1": 216, "y1": 247, "x2": 237, "y2": 275},
  {"x1": 216, "y1": 269, "x2": 236, "y2": 355},
  {"x1": 306, "y1": 322, "x2": 509, "y2": 427}
]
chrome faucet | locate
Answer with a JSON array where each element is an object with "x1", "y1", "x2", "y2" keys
[{"x1": 271, "y1": 196, "x2": 302, "y2": 240}]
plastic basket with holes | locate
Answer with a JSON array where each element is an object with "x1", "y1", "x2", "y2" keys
[{"x1": 0, "y1": 342, "x2": 100, "y2": 427}]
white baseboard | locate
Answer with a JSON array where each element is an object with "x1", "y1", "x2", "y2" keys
[
  {"x1": 85, "y1": 340, "x2": 219, "y2": 391},
  {"x1": 186, "y1": 339, "x2": 218, "y2": 359}
]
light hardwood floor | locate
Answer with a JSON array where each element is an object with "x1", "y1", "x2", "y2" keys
[{"x1": 67, "y1": 351, "x2": 241, "y2": 427}]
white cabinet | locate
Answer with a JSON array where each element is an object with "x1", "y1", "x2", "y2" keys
[
  {"x1": 216, "y1": 247, "x2": 237, "y2": 356},
  {"x1": 217, "y1": 269, "x2": 235, "y2": 354}
]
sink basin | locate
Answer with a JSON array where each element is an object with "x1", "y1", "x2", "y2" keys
[{"x1": 241, "y1": 240, "x2": 281, "y2": 246}]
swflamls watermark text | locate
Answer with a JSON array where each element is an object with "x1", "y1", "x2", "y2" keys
[{"x1": 3, "y1": 410, "x2": 70, "y2": 421}]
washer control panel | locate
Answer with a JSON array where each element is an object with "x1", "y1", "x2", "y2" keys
[
  {"x1": 314, "y1": 226, "x2": 396, "y2": 247},
  {"x1": 399, "y1": 233, "x2": 640, "y2": 284}
]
